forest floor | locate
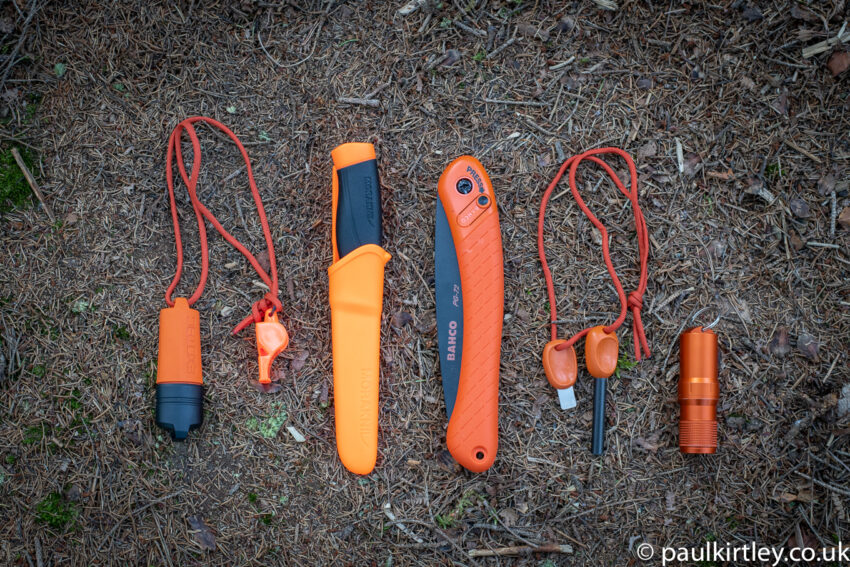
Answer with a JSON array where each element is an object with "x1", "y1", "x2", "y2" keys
[{"x1": 0, "y1": 0, "x2": 849, "y2": 565}]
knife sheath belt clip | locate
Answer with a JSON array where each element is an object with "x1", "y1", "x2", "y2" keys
[{"x1": 328, "y1": 142, "x2": 391, "y2": 475}]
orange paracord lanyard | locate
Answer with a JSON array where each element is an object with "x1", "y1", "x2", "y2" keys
[
  {"x1": 165, "y1": 116, "x2": 283, "y2": 335},
  {"x1": 537, "y1": 147, "x2": 650, "y2": 361}
]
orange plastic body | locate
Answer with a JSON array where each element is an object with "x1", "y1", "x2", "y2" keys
[
  {"x1": 585, "y1": 325, "x2": 618, "y2": 379},
  {"x1": 543, "y1": 340, "x2": 577, "y2": 389},
  {"x1": 678, "y1": 327, "x2": 719, "y2": 454},
  {"x1": 256, "y1": 310, "x2": 289, "y2": 384},
  {"x1": 438, "y1": 156, "x2": 503, "y2": 473},
  {"x1": 329, "y1": 142, "x2": 390, "y2": 475},
  {"x1": 157, "y1": 297, "x2": 203, "y2": 386}
]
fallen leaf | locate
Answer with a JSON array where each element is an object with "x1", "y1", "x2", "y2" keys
[
  {"x1": 788, "y1": 198, "x2": 810, "y2": 219},
  {"x1": 637, "y1": 140, "x2": 657, "y2": 159},
  {"x1": 789, "y1": 231, "x2": 804, "y2": 251},
  {"x1": 188, "y1": 516, "x2": 216, "y2": 551},
  {"x1": 256, "y1": 250, "x2": 271, "y2": 274},
  {"x1": 701, "y1": 238, "x2": 727, "y2": 259},
  {"x1": 706, "y1": 170, "x2": 734, "y2": 180},
  {"x1": 768, "y1": 327, "x2": 791, "y2": 358},
  {"x1": 556, "y1": 17, "x2": 577, "y2": 33},
  {"x1": 838, "y1": 207, "x2": 850, "y2": 230},
  {"x1": 637, "y1": 77, "x2": 652, "y2": 89},
  {"x1": 772, "y1": 92, "x2": 789, "y2": 116},
  {"x1": 776, "y1": 490, "x2": 814, "y2": 503},
  {"x1": 744, "y1": 176, "x2": 776, "y2": 204},
  {"x1": 441, "y1": 49, "x2": 461, "y2": 67},
  {"x1": 392, "y1": 311, "x2": 414, "y2": 329},
  {"x1": 499, "y1": 508, "x2": 519, "y2": 527},
  {"x1": 817, "y1": 174, "x2": 836, "y2": 196},
  {"x1": 827, "y1": 51, "x2": 850, "y2": 77},
  {"x1": 590, "y1": 226, "x2": 603, "y2": 246},
  {"x1": 790, "y1": 4, "x2": 818, "y2": 21},
  {"x1": 290, "y1": 351, "x2": 309, "y2": 372},
  {"x1": 397, "y1": 0, "x2": 427, "y2": 16},
  {"x1": 634, "y1": 432, "x2": 661, "y2": 452},
  {"x1": 741, "y1": 5, "x2": 763, "y2": 21},
  {"x1": 516, "y1": 23, "x2": 549, "y2": 42},
  {"x1": 64, "y1": 484, "x2": 82, "y2": 502},
  {"x1": 796, "y1": 333, "x2": 819, "y2": 362},
  {"x1": 683, "y1": 153, "x2": 702, "y2": 177}
]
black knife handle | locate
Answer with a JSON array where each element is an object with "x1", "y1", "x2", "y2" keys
[{"x1": 335, "y1": 159, "x2": 382, "y2": 257}]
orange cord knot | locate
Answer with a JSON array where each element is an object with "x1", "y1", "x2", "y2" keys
[
  {"x1": 233, "y1": 292, "x2": 284, "y2": 335},
  {"x1": 627, "y1": 291, "x2": 643, "y2": 311},
  {"x1": 628, "y1": 291, "x2": 650, "y2": 362}
]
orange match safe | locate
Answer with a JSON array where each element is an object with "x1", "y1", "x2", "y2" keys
[{"x1": 678, "y1": 308, "x2": 720, "y2": 454}]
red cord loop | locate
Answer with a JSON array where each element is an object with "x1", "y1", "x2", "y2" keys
[
  {"x1": 538, "y1": 147, "x2": 651, "y2": 361},
  {"x1": 164, "y1": 116, "x2": 283, "y2": 336}
]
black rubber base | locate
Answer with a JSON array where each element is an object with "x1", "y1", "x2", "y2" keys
[{"x1": 156, "y1": 383, "x2": 203, "y2": 440}]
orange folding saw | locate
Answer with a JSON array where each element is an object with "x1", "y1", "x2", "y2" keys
[{"x1": 435, "y1": 156, "x2": 504, "y2": 472}]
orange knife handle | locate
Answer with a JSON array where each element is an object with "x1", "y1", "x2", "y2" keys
[{"x1": 439, "y1": 156, "x2": 504, "y2": 473}]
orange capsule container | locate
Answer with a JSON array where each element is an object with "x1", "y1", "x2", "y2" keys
[{"x1": 678, "y1": 327, "x2": 719, "y2": 454}]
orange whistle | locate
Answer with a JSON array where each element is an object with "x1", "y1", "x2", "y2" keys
[{"x1": 255, "y1": 309, "x2": 289, "y2": 384}]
